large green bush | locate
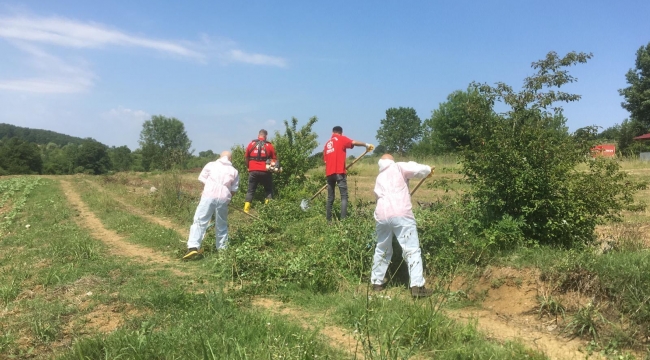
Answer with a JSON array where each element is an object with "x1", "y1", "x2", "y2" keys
[{"x1": 463, "y1": 51, "x2": 643, "y2": 247}]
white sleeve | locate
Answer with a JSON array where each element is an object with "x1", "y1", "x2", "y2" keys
[
  {"x1": 197, "y1": 164, "x2": 210, "y2": 184},
  {"x1": 230, "y1": 171, "x2": 240, "y2": 193},
  {"x1": 398, "y1": 161, "x2": 431, "y2": 179}
]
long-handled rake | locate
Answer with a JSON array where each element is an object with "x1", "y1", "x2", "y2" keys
[
  {"x1": 410, "y1": 166, "x2": 434, "y2": 196},
  {"x1": 233, "y1": 206, "x2": 261, "y2": 221},
  {"x1": 300, "y1": 148, "x2": 371, "y2": 211}
]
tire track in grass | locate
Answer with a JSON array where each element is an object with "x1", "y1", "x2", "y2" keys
[
  {"x1": 84, "y1": 179, "x2": 189, "y2": 239},
  {"x1": 64, "y1": 179, "x2": 365, "y2": 358},
  {"x1": 59, "y1": 180, "x2": 187, "y2": 277},
  {"x1": 253, "y1": 298, "x2": 365, "y2": 360}
]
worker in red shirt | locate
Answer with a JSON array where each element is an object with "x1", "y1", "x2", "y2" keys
[
  {"x1": 244, "y1": 129, "x2": 277, "y2": 213},
  {"x1": 323, "y1": 126, "x2": 374, "y2": 222}
]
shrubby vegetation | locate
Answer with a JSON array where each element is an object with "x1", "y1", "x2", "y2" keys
[{"x1": 463, "y1": 51, "x2": 643, "y2": 247}]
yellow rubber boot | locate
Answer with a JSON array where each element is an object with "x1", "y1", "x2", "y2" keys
[
  {"x1": 264, "y1": 199, "x2": 270, "y2": 205},
  {"x1": 244, "y1": 202, "x2": 251, "y2": 214}
]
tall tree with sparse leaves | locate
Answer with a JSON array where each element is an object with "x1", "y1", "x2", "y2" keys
[{"x1": 376, "y1": 107, "x2": 422, "y2": 156}]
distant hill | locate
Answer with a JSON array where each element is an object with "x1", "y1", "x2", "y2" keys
[{"x1": 0, "y1": 123, "x2": 86, "y2": 146}]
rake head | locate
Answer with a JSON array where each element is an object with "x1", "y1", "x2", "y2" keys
[{"x1": 300, "y1": 199, "x2": 309, "y2": 211}]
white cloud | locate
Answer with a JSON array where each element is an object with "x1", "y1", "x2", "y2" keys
[
  {"x1": 0, "y1": 41, "x2": 95, "y2": 93},
  {"x1": 0, "y1": 16, "x2": 204, "y2": 60},
  {"x1": 0, "y1": 77, "x2": 91, "y2": 93},
  {"x1": 265, "y1": 119, "x2": 277, "y2": 127},
  {"x1": 228, "y1": 49, "x2": 287, "y2": 67},
  {"x1": 0, "y1": 14, "x2": 288, "y2": 94},
  {"x1": 101, "y1": 106, "x2": 150, "y2": 123}
]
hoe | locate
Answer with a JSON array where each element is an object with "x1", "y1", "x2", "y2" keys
[{"x1": 300, "y1": 148, "x2": 371, "y2": 211}]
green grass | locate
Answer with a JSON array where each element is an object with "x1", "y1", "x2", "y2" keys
[
  {"x1": 0, "y1": 177, "x2": 347, "y2": 359},
  {"x1": 79, "y1": 175, "x2": 550, "y2": 359}
]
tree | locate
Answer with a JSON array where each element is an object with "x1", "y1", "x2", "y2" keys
[
  {"x1": 75, "y1": 138, "x2": 111, "y2": 174},
  {"x1": 596, "y1": 124, "x2": 621, "y2": 141},
  {"x1": 619, "y1": 42, "x2": 650, "y2": 129},
  {"x1": 416, "y1": 87, "x2": 494, "y2": 155},
  {"x1": 272, "y1": 116, "x2": 319, "y2": 188},
  {"x1": 109, "y1": 145, "x2": 133, "y2": 172},
  {"x1": 376, "y1": 107, "x2": 422, "y2": 156},
  {"x1": 139, "y1": 115, "x2": 192, "y2": 170},
  {"x1": 464, "y1": 51, "x2": 640, "y2": 247},
  {"x1": 198, "y1": 150, "x2": 216, "y2": 158},
  {"x1": 617, "y1": 118, "x2": 650, "y2": 156},
  {"x1": 0, "y1": 138, "x2": 42, "y2": 174}
]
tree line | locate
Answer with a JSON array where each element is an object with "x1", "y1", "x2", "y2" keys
[
  {"x1": 374, "y1": 42, "x2": 650, "y2": 158},
  {"x1": 2, "y1": 42, "x2": 649, "y2": 176}
]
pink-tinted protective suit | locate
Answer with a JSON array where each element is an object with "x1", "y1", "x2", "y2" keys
[
  {"x1": 188, "y1": 156, "x2": 239, "y2": 250},
  {"x1": 371, "y1": 159, "x2": 431, "y2": 288},
  {"x1": 198, "y1": 157, "x2": 240, "y2": 200},
  {"x1": 373, "y1": 159, "x2": 431, "y2": 221}
]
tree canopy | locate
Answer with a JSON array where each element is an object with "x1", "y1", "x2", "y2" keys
[
  {"x1": 619, "y1": 42, "x2": 650, "y2": 130},
  {"x1": 139, "y1": 115, "x2": 192, "y2": 170},
  {"x1": 417, "y1": 87, "x2": 493, "y2": 155},
  {"x1": 0, "y1": 138, "x2": 43, "y2": 175},
  {"x1": 375, "y1": 107, "x2": 422, "y2": 156},
  {"x1": 0, "y1": 123, "x2": 85, "y2": 146},
  {"x1": 463, "y1": 51, "x2": 638, "y2": 247}
]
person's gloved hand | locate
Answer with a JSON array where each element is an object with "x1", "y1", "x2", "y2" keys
[
  {"x1": 366, "y1": 144, "x2": 375, "y2": 151},
  {"x1": 427, "y1": 166, "x2": 435, "y2": 178}
]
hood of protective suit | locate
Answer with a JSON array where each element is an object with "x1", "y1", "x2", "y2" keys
[{"x1": 377, "y1": 158, "x2": 394, "y2": 172}]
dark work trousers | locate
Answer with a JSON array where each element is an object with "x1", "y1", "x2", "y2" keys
[
  {"x1": 326, "y1": 173, "x2": 348, "y2": 221},
  {"x1": 245, "y1": 171, "x2": 273, "y2": 202}
]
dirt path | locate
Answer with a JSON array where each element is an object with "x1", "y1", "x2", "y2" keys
[
  {"x1": 59, "y1": 180, "x2": 186, "y2": 276},
  {"x1": 84, "y1": 179, "x2": 189, "y2": 238},
  {"x1": 65, "y1": 178, "x2": 609, "y2": 359},
  {"x1": 253, "y1": 298, "x2": 364, "y2": 359},
  {"x1": 60, "y1": 179, "x2": 362, "y2": 358},
  {"x1": 448, "y1": 267, "x2": 604, "y2": 360}
]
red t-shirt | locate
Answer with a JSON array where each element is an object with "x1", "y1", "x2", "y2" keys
[
  {"x1": 323, "y1": 134, "x2": 354, "y2": 176},
  {"x1": 246, "y1": 137, "x2": 277, "y2": 172}
]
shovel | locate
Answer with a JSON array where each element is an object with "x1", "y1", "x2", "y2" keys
[{"x1": 300, "y1": 148, "x2": 371, "y2": 211}]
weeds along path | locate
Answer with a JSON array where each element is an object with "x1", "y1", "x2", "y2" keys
[
  {"x1": 253, "y1": 297, "x2": 365, "y2": 360},
  {"x1": 83, "y1": 179, "x2": 189, "y2": 238},
  {"x1": 63, "y1": 179, "x2": 363, "y2": 358},
  {"x1": 59, "y1": 179, "x2": 187, "y2": 277},
  {"x1": 447, "y1": 268, "x2": 604, "y2": 360}
]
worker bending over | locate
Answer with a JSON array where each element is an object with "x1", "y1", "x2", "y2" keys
[
  {"x1": 370, "y1": 154, "x2": 433, "y2": 298},
  {"x1": 183, "y1": 151, "x2": 239, "y2": 260}
]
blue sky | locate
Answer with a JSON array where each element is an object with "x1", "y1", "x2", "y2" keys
[{"x1": 0, "y1": 1, "x2": 648, "y2": 155}]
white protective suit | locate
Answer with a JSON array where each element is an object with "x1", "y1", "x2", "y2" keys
[
  {"x1": 371, "y1": 159, "x2": 431, "y2": 287},
  {"x1": 187, "y1": 156, "x2": 239, "y2": 250}
]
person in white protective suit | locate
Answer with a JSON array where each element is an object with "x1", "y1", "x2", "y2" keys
[
  {"x1": 183, "y1": 150, "x2": 239, "y2": 260},
  {"x1": 370, "y1": 154, "x2": 434, "y2": 298}
]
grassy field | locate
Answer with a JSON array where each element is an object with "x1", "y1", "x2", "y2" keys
[{"x1": 1, "y1": 157, "x2": 649, "y2": 359}]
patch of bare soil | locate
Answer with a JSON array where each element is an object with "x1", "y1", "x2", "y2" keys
[
  {"x1": 85, "y1": 179, "x2": 189, "y2": 238},
  {"x1": 59, "y1": 180, "x2": 186, "y2": 276},
  {"x1": 448, "y1": 267, "x2": 605, "y2": 360},
  {"x1": 253, "y1": 297, "x2": 364, "y2": 359}
]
